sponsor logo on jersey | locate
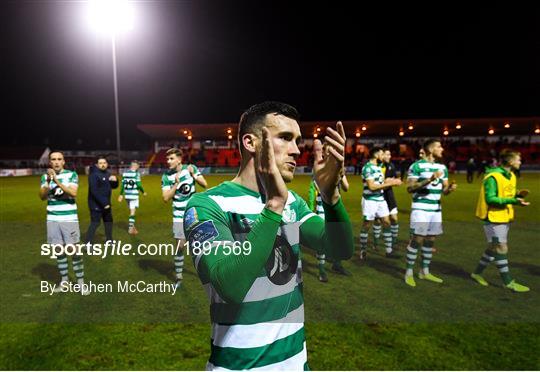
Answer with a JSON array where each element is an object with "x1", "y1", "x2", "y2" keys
[
  {"x1": 265, "y1": 235, "x2": 297, "y2": 285},
  {"x1": 188, "y1": 220, "x2": 219, "y2": 244}
]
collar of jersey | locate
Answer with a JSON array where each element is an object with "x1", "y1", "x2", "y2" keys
[{"x1": 224, "y1": 181, "x2": 262, "y2": 198}]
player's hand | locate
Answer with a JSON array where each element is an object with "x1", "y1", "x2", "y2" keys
[
  {"x1": 256, "y1": 127, "x2": 288, "y2": 213},
  {"x1": 517, "y1": 189, "x2": 529, "y2": 198},
  {"x1": 314, "y1": 122, "x2": 346, "y2": 205},
  {"x1": 517, "y1": 198, "x2": 530, "y2": 206},
  {"x1": 47, "y1": 168, "x2": 57, "y2": 182},
  {"x1": 430, "y1": 170, "x2": 443, "y2": 181},
  {"x1": 187, "y1": 165, "x2": 194, "y2": 176},
  {"x1": 109, "y1": 175, "x2": 117, "y2": 182},
  {"x1": 117, "y1": 195, "x2": 123, "y2": 202},
  {"x1": 448, "y1": 180, "x2": 457, "y2": 192},
  {"x1": 174, "y1": 172, "x2": 181, "y2": 184},
  {"x1": 143, "y1": 192, "x2": 148, "y2": 197}
]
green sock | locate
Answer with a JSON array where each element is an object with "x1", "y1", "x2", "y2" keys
[
  {"x1": 474, "y1": 249, "x2": 494, "y2": 274},
  {"x1": 494, "y1": 253, "x2": 513, "y2": 285},
  {"x1": 405, "y1": 240, "x2": 420, "y2": 276},
  {"x1": 129, "y1": 215, "x2": 135, "y2": 227},
  {"x1": 72, "y1": 255, "x2": 84, "y2": 283}
]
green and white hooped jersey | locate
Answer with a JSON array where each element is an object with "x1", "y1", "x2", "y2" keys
[
  {"x1": 161, "y1": 164, "x2": 201, "y2": 222},
  {"x1": 40, "y1": 170, "x2": 79, "y2": 222},
  {"x1": 407, "y1": 159, "x2": 448, "y2": 212},
  {"x1": 362, "y1": 161, "x2": 385, "y2": 201},
  {"x1": 121, "y1": 170, "x2": 142, "y2": 200},
  {"x1": 185, "y1": 182, "x2": 316, "y2": 370}
]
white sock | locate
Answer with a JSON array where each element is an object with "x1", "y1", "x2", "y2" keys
[{"x1": 406, "y1": 268, "x2": 413, "y2": 277}]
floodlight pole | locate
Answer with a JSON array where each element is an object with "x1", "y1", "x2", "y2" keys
[{"x1": 111, "y1": 35, "x2": 122, "y2": 163}]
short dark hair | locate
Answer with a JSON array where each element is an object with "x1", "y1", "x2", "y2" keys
[
  {"x1": 423, "y1": 139, "x2": 440, "y2": 154},
  {"x1": 131, "y1": 160, "x2": 140, "y2": 165},
  {"x1": 499, "y1": 149, "x2": 520, "y2": 165},
  {"x1": 96, "y1": 155, "x2": 107, "y2": 163},
  {"x1": 166, "y1": 148, "x2": 183, "y2": 158},
  {"x1": 238, "y1": 101, "x2": 300, "y2": 152},
  {"x1": 369, "y1": 147, "x2": 383, "y2": 159},
  {"x1": 49, "y1": 150, "x2": 64, "y2": 160}
]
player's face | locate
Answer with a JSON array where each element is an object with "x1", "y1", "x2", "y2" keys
[
  {"x1": 508, "y1": 155, "x2": 521, "y2": 171},
  {"x1": 49, "y1": 152, "x2": 65, "y2": 172},
  {"x1": 375, "y1": 150, "x2": 384, "y2": 162},
  {"x1": 131, "y1": 162, "x2": 140, "y2": 171},
  {"x1": 263, "y1": 114, "x2": 301, "y2": 183},
  {"x1": 167, "y1": 154, "x2": 181, "y2": 170},
  {"x1": 97, "y1": 159, "x2": 108, "y2": 171},
  {"x1": 430, "y1": 142, "x2": 444, "y2": 159},
  {"x1": 383, "y1": 150, "x2": 391, "y2": 163}
]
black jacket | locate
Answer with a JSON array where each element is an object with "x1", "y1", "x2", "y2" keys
[{"x1": 88, "y1": 165, "x2": 119, "y2": 211}]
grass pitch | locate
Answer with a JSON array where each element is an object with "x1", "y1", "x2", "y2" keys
[{"x1": 1, "y1": 173, "x2": 539, "y2": 369}]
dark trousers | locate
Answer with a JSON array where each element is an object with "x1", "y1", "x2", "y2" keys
[{"x1": 86, "y1": 208, "x2": 113, "y2": 243}]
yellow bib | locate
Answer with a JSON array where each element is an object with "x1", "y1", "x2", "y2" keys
[{"x1": 475, "y1": 172, "x2": 516, "y2": 223}]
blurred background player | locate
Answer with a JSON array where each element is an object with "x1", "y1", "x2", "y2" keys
[
  {"x1": 162, "y1": 148, "x2": 207, "y2": 289},
  {"x1": 404, "y1": 140, "x2": 457, "y2": 287},
  {"x1": 359, "y1": 147, "x2": 402, "y2": 260},
  {"x1": 372, "y1": 149, "x2": 400, "y2": 250},
  {"x1": 308, "y1": 143, "x2": 351, "y2": 281},
  {"x1": 85, "y1": 156, "x2": 118, "y2": 244},
  {"x1": 39, "y1": 151, "x2": 88, "y2": 295},
  {"x1": 472, "y1": 149, "x2": 530, "y2": 292},
  {"x1": 118, "y1": 160, "x2": 147, "y2": 235}
]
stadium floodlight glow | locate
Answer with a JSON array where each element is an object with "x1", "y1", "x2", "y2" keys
[
  {"x1": 408, "y1": 123, "x2": 414, "y2": 130},
  {"x1": 443, "y1": 128, "x2": 449, "y2": 136},
  {"x1": 228, "y1": 135, "x2": 233, "y2": 140},
  {"x1": 398, "y1": 129, "x2": 405, "y2": 137},
  {"x1": 316, "y1": 126, "x2": 321, "y2": 132},
  {"x1": 534, "y1": 127, "x2": 540, "y2": 134},
  {"x1": 504, "y1": 122, "x2": 511, "y2": 129},
  {"x1": 187, "y1": 135, "x2": 193, "y2": 140},
  {"x1": 488, "y1": 128, "x2": 495, "y2": 135},
  {"x1": 455, "y1": 122, "x2": 462, "y2": 130},
  {"x1": 355, "y1": 131, "x2": 361, "y2": 138},
  {"x1": 361, "y1": 125, "x2": 367, "y2": 131},
  {"x1": 183, "y1": 130, "x2": 188, "y2": 135},
  {"x1": 226, "y1": 128, "x2": 232, "y2": 134},
  {"x1": 88, "y1": 0, "x2": 134, "y2": 36},
  {"x1": 313, "y1": 133, "x2": 318, "y2": 138}
]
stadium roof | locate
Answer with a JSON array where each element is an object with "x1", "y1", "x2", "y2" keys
[{"x1": 138, "y1": 117, "x2": 540, "y2": 140}]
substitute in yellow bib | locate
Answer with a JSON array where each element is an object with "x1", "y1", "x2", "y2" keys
[{"x1": 471, "y1": 149, "x2": 531, "y2": 292}]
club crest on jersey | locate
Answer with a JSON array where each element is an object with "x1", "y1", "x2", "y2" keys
[
  {"x1": 265, "y1": 235, "x2": 297, "y2": 285},
  {"x1": 282, "y1": 207, "x2": 296, "y2": 223}
]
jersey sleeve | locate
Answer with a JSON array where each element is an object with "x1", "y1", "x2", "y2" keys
[
  {"x1": 68, "y1": 171, "x2": 79, "y2": 187},
  {"x1": 40, "y1": 174, "x2": 48, "y2": 188},
  {"x1": 407, "y1": 162, "x2": 420, "y2": 179},
  {"x1": 442, "y1": 165, "x2": 449, "y2": 180},
  {"x1": 161, "y1": 173, "x2": 172, "y2": 190},
  {"x1": 192, "y1": 165, "x2": 201, "y2": 178},
  {"x1": 299, "y1": 196, "x2": 354, "y2": 261},
  {"x1": 362, "y1": 165, "x2": 375, "y2": 180}
]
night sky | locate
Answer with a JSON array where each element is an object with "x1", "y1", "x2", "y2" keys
[{"x1": 3, "y1": 2, "x2": 539, "y2": 149}]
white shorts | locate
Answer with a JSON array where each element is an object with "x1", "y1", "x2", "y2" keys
[
  {"x1": 47, "y1": 221, "x2": 80, "y2": 245},
  {"x1": 362, "y1": 198, "x2": 390, "y2": 221},
  {"x1": 410, "y1": 210, "x2": 443, "y2": 236},
  {"x1": 173, "y1": 221, "x2": 185, "y2": 240},
  {"x1": 483, "y1": 223, "x2": 509, "y2": 244},
  {"x1": 126, "y1": 198, "x2": 139, "y2": 209}
]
